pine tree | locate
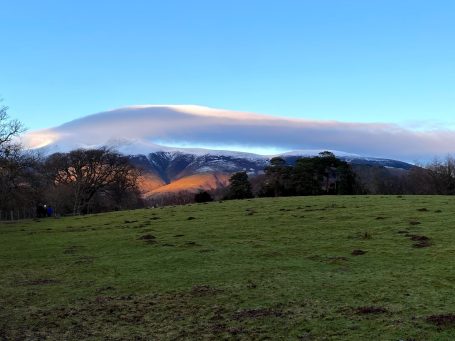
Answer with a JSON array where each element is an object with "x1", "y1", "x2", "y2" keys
[{"x1": 226, "y1": 172, "x2": 253, "y2": 199}]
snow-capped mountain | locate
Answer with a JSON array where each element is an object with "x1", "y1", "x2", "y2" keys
[
  {"x1": 125, "y1": 148, "x2": 414, "y2": 198},
  {"x1": 131, "y1": 148, "x2": 412, "y2": 183},
  {"x1": 22, "y1": 105, "x2": 416, "y2": 197},
  {"x1": 130, "y1": 150, "x2": 269, "y2": 183}
]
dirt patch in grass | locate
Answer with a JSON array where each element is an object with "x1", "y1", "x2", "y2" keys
[
  {"x1": 426, "y1": 314, "x2": 455, "y2": 328},
  {"x1": 138, "y1": 234, "x2": 155, "y2": 240},
  {"x1": 7, "y1": 289, "x2": 244, "y2": 339},
  {"x1": 138, "y1": 234, "x2": 157, "y2": 244},
  {"x1": 413, "y1": 241, "x2": 431, "y2": 248},
  {"x1": 232, "y1": 308, "x2": 285, "y2": 320},
  {"x1": 190, "y1": 285, "x2": 222, "y2": 296},
  {"x1": 351, "y1": 249, "x2": 367, "y2": 256},
  {"x1": 409, "y1": 221, "x2": 421, "y2": 226},
  {"x1": 95, "y1": 286, "x2": 115, "y2": 293},
  {"x1": 185, "y1": 241, "x2": 200, "y2": 246},
  {"x1": 408, "y1": 234, "x2": 431, "y2": 248},
  {"x1": 20, "y1": 279, "x2": 60, "y2": 286},
  {"x1": 247, "y1": 281, "x2": 257, "y2": 289},
  {"x1": 409, "y1": 234, "x2": 430, "y2": 241},
  {"x1": 355, "y1": 306, "x2": 388, "y2": 315}
]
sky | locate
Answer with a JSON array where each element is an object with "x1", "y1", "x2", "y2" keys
[{"x1": 1, "y1": 0, "x2": 455, "y2": 158}]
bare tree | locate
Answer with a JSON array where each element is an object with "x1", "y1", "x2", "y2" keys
[
  {"x1": 424, "y1": 155, "x2": 455, "y2": 194},
  {"x1": 45, "y1": 148, "x2": 141, "y2": 214},
  {"x1": 0, "y1": 102, "x2": 38, "y2": 216},
  {"x1": 104, "y1": 157, "x2": 142, "y2": 209},
  {"x1": 0, "y1": 102, "x2": 24, "y2": 156}
]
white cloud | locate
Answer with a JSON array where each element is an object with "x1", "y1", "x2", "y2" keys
[{"x1": 23, "y1": 105, "x2": 455, "y2": 161}]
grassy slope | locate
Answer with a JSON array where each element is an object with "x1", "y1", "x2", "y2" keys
[{"x1": 1, "y1": 196, "x2": 455, "y2": 340}]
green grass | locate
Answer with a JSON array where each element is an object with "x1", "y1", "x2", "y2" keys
[{"x1": 2, "y1": 196, "x2": 455, "y2": 340}]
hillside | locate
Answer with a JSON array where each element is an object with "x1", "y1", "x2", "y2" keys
[
  {"x1": 2, "y1": 196, "x2": 455, "y2": 340},
  {"x1": 130, "y1": 151, "x2": 413, "y2": 198},
  {"x1": 149, "y1": 173, "x2": 230, "y2": 195}
]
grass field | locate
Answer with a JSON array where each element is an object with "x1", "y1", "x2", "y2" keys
[{"x1": 2, "y1": 196, "x2": 455, "y2": 340}]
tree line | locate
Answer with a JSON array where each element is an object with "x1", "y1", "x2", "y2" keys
[
  {"x1": 4, "y1": 102, "x2": 455, "y2": 216},
  {"x1": 222, "y1": 151, "x2": 358, "y2": 200},
  {"x1": 222, "y1": 153, "x2": 455, "y2": 201},
  {"x1": 0, "y1": 103, "x2": 144, "y2": 218}
]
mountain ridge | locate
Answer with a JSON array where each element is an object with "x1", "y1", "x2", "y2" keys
[
  {"x1": 22, "y1": 105, "x2": 416, "y2": 197},
  {"x1": 127, "y1": 149, "x2": 413, "y2": 198}
]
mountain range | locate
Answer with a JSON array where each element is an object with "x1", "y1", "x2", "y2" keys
[
  {"x1": 128, "y1": 149, "x2": 413, "y2": 197},
  {"x1": 24, "y1": 105, "x2": 415, "y2": 197}
]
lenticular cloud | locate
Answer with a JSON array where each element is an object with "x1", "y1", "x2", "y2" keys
[{"x1": 23, "y1": 105, "x2": 455, "y2": 160}]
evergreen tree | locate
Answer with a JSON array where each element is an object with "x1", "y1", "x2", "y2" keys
[
  {"x1": 260, "y1": 157, "x2": 294, "y2": 197},
  {"x1": 293, "y1": 157, "x2": 320, "y2": 195},
  {"x1": 226, "y1": 172, "x2": 253, "y2": 199},
  {"x1": 259, "y1": 152, "x2": 357, "y2": 197}
]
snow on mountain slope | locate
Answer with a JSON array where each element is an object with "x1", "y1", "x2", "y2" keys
[
  {"x1": 130, "y1": 151, "x2": 268, "y2": 184},
  {"x1": 127, "y1": 149, "x2": 414, "y2": 198},
  {"x1": 279, "y1": 150, "x2": 360, "y2": 158}
]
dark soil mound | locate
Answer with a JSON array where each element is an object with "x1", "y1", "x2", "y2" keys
[{"x1": 426, "y1": 314, "x2": 455, "y2": 328}]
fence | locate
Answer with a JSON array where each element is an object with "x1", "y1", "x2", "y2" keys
[{"x1": 0, "y1": 208, "x2": 38, "y2": 221}]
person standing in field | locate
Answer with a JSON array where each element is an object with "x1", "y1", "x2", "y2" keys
[{"x1": 36, "y1": 204, "x2": 46, "y2": 218}]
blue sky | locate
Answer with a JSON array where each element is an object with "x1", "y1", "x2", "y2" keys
[{"x1": 1, "y1": 0, "x2": 455, "y2": 131}]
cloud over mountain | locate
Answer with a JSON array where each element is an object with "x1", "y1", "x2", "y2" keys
[{"x1": 23, "y1": 105, "x2": 455, "y2": 161}]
